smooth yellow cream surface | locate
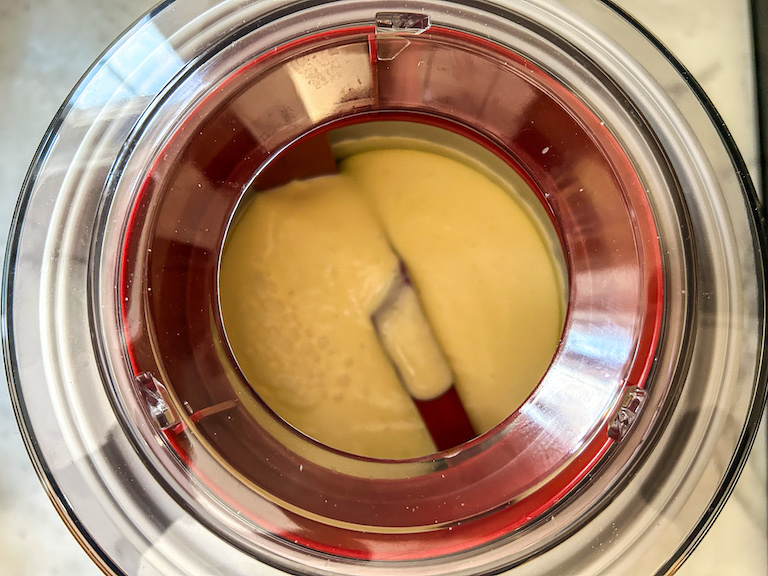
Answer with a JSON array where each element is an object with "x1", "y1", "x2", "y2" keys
[{"x1": 219, "y1": 148, "x2": 563, "y2": 459}]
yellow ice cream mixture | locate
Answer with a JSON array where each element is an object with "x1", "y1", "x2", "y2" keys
[{"x1": 219, "y1": 147, "x2": 564, "y2": 459}]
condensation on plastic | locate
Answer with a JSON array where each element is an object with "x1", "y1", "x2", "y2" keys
[{"x1": 3, "y1": 1, "x2": 765, "y2": 575}]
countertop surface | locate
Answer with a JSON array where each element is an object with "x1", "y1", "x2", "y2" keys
[{"x1": 0, "y1": 0, "x2": 765, "y2": 574}]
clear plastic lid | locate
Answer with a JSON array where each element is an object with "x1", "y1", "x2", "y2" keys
[{"x1": 4, "y1": 1, "x2": 766, "y2": 575}]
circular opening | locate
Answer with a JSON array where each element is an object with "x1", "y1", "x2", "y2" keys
[
  {"x1": 117, "y1": 24, "x2": 662, "y2": 561},
  {"x1": 217, "y1": 118, "x2": 568, "y2": 460}
]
